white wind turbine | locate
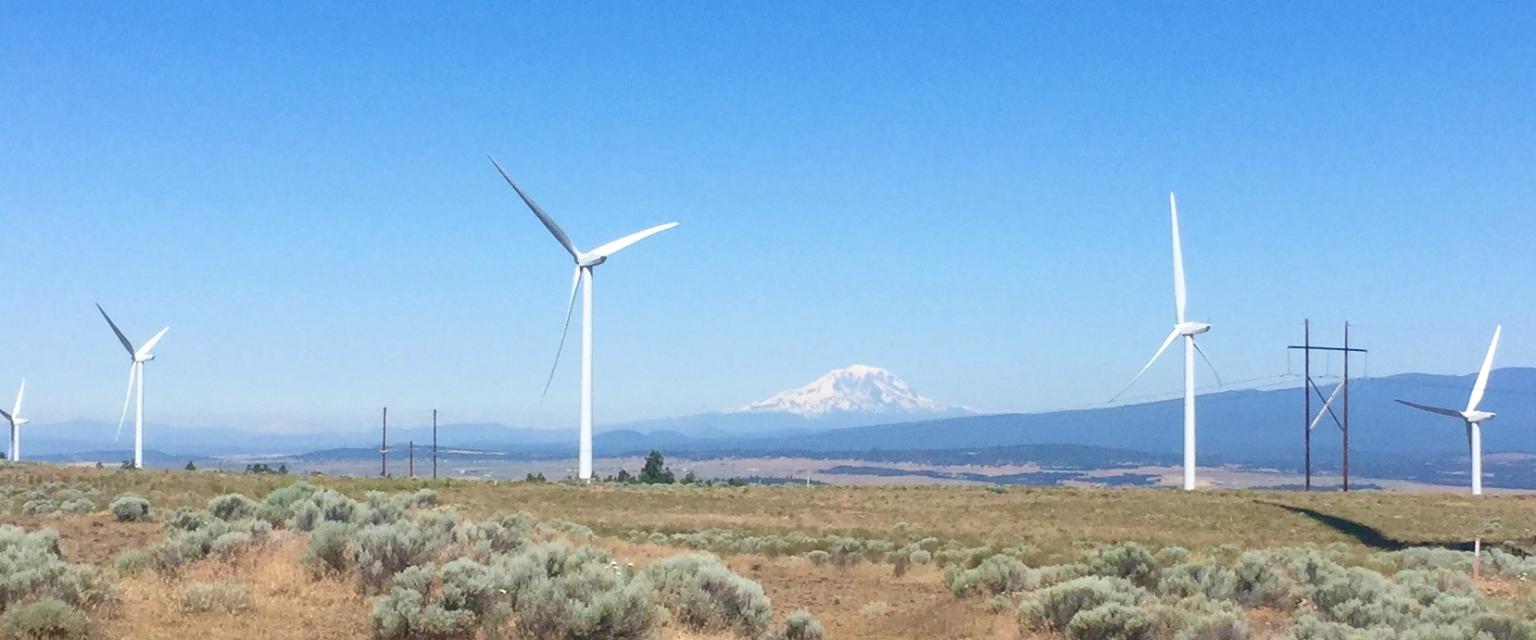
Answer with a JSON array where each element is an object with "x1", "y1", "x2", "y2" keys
[
  {"x1": 1396, "y1": 325, "x2": 1502, "y2": 496},
  {"x1": 1113, "y1": 193, "x2": 1219, "y2": 491},
  {"x1": 97, "y1": 304, "x2": 170, "y2": 470},
  {"x1": 489, "y1": 157, "x2": 678, "y2": 482},
  {"x1": 0, "y1": 380, "x2": 27, "y2": 462}
]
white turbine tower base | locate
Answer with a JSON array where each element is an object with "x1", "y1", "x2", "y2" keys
[
  {"x1": 98, "y1": 304, "x2": 169, "y2": 470},
  {"x1": 1113, "y1": 193, "x2": 1220, "y2": 491},
  {"x1": 1396, "y1": 325, "x2": 1502, "y2": 496},
  {"x1": 0, "y1": 380, "x2": 27, "y2": 462},
  {"x1": 490, "y1": 156, "x2": 677, "y2": 482}
]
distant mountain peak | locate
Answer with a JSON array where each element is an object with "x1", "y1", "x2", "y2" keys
[{"x1": 735, "y1": 365, "x2": 966, "y2": 418}]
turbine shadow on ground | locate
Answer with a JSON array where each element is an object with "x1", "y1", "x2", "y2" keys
[{"x1": 1254, "y1": 500, "x2": 1472, "y2": 551}]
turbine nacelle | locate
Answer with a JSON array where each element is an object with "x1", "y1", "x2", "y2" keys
[
  {"x1": 1176, "y1": 321, "x2": 1211, "y2": 337},
  {"x1": 134, "y1": 353, "x2": 157, "y2": 363},
  {"x1": 576, "y1": 253, "x2": 608, "y2": 268},
  {"x1": 1464, "y1": 410, "x2": 1495, "y2": 424}
]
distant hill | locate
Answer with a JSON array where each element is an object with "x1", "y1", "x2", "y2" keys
[{"x1": 697, "y1": 368, "x2": 1536, "y2": 458}]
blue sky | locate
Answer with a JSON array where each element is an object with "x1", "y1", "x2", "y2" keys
[{"x1": 1, "y1": 3, "x2": 1532, "y2": 432}]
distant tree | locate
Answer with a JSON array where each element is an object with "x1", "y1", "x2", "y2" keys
[
  {"x1": 681, "y1": 471, "x2": 698, "y2": 485},
  {"x1": 278, "y1": 463, "x2": 289, "y2": 475},
  {"x1": 638, "y1": 450, "x2": 675, "y2": 484},
  {"x1": 616, "y1": 469, "x2": 632, "y2": 483},
  {"x1": 524, "y1": 472, "x2": 546, "y2": 483},
  {"x1": 120, "y1": 459, "x2": 135, "y2": 470},
  {"x1": 726, "y1": 477, "x2": 747, "y2": 487},
  {"x1": 95, "y1": 462, "x2": 104, "y2": 469},
  {"x1": 185, "y1": 461, "x2": 197, "y2": 471},
  {"x1": 245, "y1": 463, "x2": 283, "y2": 475}
]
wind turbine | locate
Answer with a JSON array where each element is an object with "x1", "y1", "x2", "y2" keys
[
  {"x1": 1396, "y1": 325, "x2": 1502, "y2": 496},
  {"x1": 1113, "y1": 193, "x2": 1219, "y2": 491},
  {"x1": 0, "y1": 380, "x2": 27, "y2": 462},
  {"x1": 489, "y1": 156, "x2": 678, "y2": 482},
  {"x1": 97, "y1": 304, "x2": 169, "y2": 470}
]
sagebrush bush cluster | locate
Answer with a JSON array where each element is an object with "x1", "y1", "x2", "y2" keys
[
  {"x1": 116, "y1": 482, "x2": 818, "y2": 640},
  {"x1": 997, "y1": 542, "x2": 1536, "y2": 640},
  {"x1": 0, "y1": 525, "x2": 112, "y2": 639}
]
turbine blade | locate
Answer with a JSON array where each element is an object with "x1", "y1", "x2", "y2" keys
[
  {"x1": 97, "y1": 304, "x2": 136, "y2": 356},
  {"x1": 136, "y1": 327, "x2": 170, "y2": 360},
  {"x1": 541, "y1": 267, "x2": 583, "y2": 399},
  {"x1": 11, "y1": 379, "x2": 22, "y2": 421},
  {"x1": 488, "y1": 156, "x2": 580, "y2": 260},
  {"x1": 1466, "y1": 324, "x2": 1501, "y2": 412},
  {"x1": 0, "y1": 408, "x2": 10, "y2": 422},
  {"x1": 1170, "y1": 193, "x2": 1187, "y2": 324},
  {"x1": 1112, "y1": 328, "x2": 1181, "y2": 401},
  {"x1": 1192, "y1": 338, "x2": 1221, "y2": 387},
  {"x1": 1395, "y1": 399, "x2": 1465, "y2": 419},
  {"x1": 116, "y1": 364, "x2": 138, "y2": 442},
  {"x1": 588, "y1": 222, "x2": 679, "y2": 259}
]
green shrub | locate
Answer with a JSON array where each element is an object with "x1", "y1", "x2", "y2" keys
[
  {"x1": 114, "y1": 549, "x2": 151, "y2": 575},
  {"x1": 639, "y1": 553, "x2": 773, "y2": 637},
  {"x1": 109, "y1": 494, "x2": 151, "y2": 522},
  {"x1": 1088, "y1": 543, "x2": 1160, "y2": 588},
  {"x1": 0, "y1": 525, "x2": 114, "y2": 611},
  {"x1": 1021, "y1": 576, "x2": 1141, "y2": 631},
  {"x1": 302, "y1": 522, "x2": 354, "y2": 575},
  {"x1": 353, "y1": 517, "x2": 454, "y2": 593},
  {"x1": 910, "y1": 549, "x2": 932, "y2": 565},
  {"x1": 20, "y1": 500, "x2": 58, "y2": 515},
  {"x1": 777, "y1": 609, "x2": 825, "y2": 640},
  {"x1": 807, "y1": 550, "x2": 830, "y2": 566},
  {"x1": 207, "y1": 494, "x2": 259, "y2": 521},
  {"x1": 1066, "y1": 603, "x2": 1154, "y2": 640},
  {"x1": 58, "y1": 499, "x2": 95, "y2": 514},
  {"x1": 0, "y1": 597, "x2": 88, "y2": 640},
  {"x1": 1235, "y1": 550, "x2": 1296, "y2": 609},
  {"x1": 507, "y1": 545, "x2": 656, "y2": 640},
  {"x1": 947, "y1": 554, "x2": 1035, "y2": 597},
  {"x1": 371, "y1": 586, "x2": 477, "y2": 640},
  {"x1": 211, "y1": 531, "x2": 255, "y2": 560},
  {"x1": 1158, "y1": 562, "x2": 1237, "y2": 602},
  {"x1": 176, "y1": 581, "x2": 251, "y2": 615}
]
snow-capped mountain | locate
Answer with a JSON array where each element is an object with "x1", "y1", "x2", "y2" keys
[{"x1": 735, "y1": 365, "x2": 970, "y2": 418}]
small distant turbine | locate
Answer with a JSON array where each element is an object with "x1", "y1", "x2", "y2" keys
[
  {"x1": 0, "y1": 380, "x2": 28, "y2": 461},
  {"x1": 97, "y1": 305, "x2": 169, "y2": 470},
  {"x1": 1396, "y1": 325, "x2": 1502, "y2": 496},
  {"x1": 489, "y1": 156, "x2": 678, "y2": 482},
  {"x1": 1113, "y1": 194, "x2": 1220, "y2": 491}
]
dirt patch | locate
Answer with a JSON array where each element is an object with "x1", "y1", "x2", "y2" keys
[
  {"x1": 104, "y1": 535, "x2": 371, "y2": 640},
  {"x1": 0, "y1": 512, "x2": 163, "y2": 566}
]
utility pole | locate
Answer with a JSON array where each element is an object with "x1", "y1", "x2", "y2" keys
[
  {"x1": 1343, "y1": 322, "x2": 1351, "y2": 492},
  {"x1": 1288, "y1": 322, "x2": 1367, "y2": 492},
  {"x1": 1304, "y1": 319, "x2": 1311, "y2": 492},
  {"x1": 432, "y1": 409, "x2": 438, "y2": 480},
  {"x1": 380, "y1": 406, "x2": 388, "y2": 478},
  {"x1": 409, "y1": 441, "x2": 415, "y2": 478}
]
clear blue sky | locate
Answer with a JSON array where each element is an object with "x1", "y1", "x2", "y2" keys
[{"x1": 1, "y1": 3, "x2": 1532, "y2": 433}]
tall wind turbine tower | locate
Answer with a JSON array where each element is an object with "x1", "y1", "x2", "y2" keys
[
  {"x1": 0, "y1": 380, "x2": 28, "y2": 462},
  {"x1": 97, "y1": 305, "x2": 169, "y2": 470},
  {"x1": 1113, "y1": 194, "x2": 1219, "y2": 491},
  {"x1": 489, "y1": 156, "x2": 678, "y2": 481},
  {"x1": 1396, "y1": 325, "x2": 1502, "y2": 495}
]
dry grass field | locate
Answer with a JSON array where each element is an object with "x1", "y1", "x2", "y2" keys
[{"x1": 2, "y1": 464, "x2": 1534, "y2": 639}]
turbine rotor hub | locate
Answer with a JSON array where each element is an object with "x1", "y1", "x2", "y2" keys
[{"x1": 1176, "y1": 322, "x2": 1212, "y2": 336}]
